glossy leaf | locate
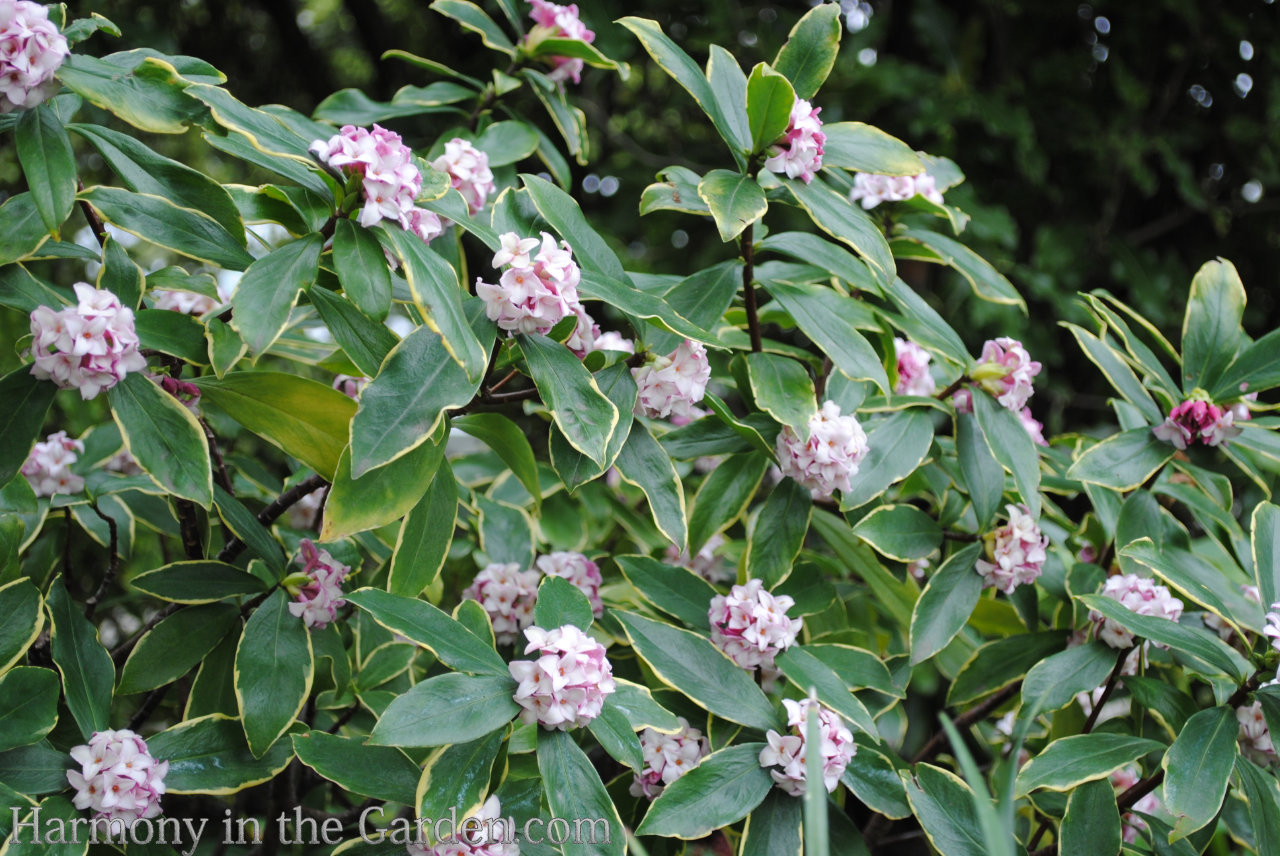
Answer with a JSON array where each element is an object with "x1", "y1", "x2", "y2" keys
[
  {"x1": 761, "y1": 281, "x2": 889, "y2": 391},
  {"x1": 687, "y1": 452, "x2": 768, "y2": 553},
  {"x1": 387, "y1": 463, "x2": 457, "y2": 597},
  {"x1": 454, "y1": 413, "x2": 541, "y2": 509},
  {"x1": 1078, "y1": 594, "x2": 1249, "y2": 681},
  {"x1": 431, "y1": 0, "x2": 514, "y2": 54},
  {"x1": 705, "y1": 46, "x2": 751, "y2": 157},
  {"x1": 519, "y1": 333, "x2": 619, "y2": 467},
  {"x1": 745, "y1": 62, "x2": 795, "y2": 154},
  {"x1": 1067, "y1": 427, "x2": 1175, "y2": 491},
  {"x1": 902, "y1": 764, "x2": 987, "y2": 856},
  {"x1": 79, "y1": 186, "x2": 254, "y2": 271},
  {"x1": 292, "y1": 730, "x2": 420, "y2": 806},
  {"x1": 891, "y1": 229, "x2": 1024, "y2": 309},
  {"x1": 747, "y1": 352, "x2": 816, "y2": 434},
  {"x1": 1059, "y1": 778, "x2": 1121, "y2": 856},
  {"x1": 147, "y1": 713, "x2": 295, "y2": 794},
  {"x1": 821, "y1": 122, "x2": 924, "y2": 175},
  {"x1": 1014, "y1": 733, "x2": 1164, "y2": 796},
  {"x1": 775, "y1": 646, "x2": 876, "y2": 736},
  {"x1": 322, "y1": 438, "x2": 443, "y2": 541},
  {"x1": 784, "y1": 177, "x2": 894, "y2": 288},
  {"x1": 746, "y1": 478, "x2": 813, "y2": 587},
  {"x1": 46, "y1": 578, "x2": 114, "y2": 739},
  {"x1": 613, "y1": 420, "x2": 687, "y2": 549},
  {"x1": 417, "y1": 731, "x2": 504, "y2": 825},
  {"x1": 0, "y1": 668, "x2": 59, "y2": 753},
  {"x1": 1253, "y1": 502, "x2": 1280, "y2": 611},
  {"x1": 538, "y1": 729, "x2": 626, "y2": 856},
  {"x1": 772, "y1": 2, "x2": 842, "y2": 100},
  {"x1": 16, "y1": 105, "x2": 76, "y2": 234},
  {"x1": 231, "y1": 232, "x2": 323, "y2": 357},
  {"x1": 534, "y1": 575, "x2": 594, "y2": 630},
  {"x1": 697, "y1": 169, "x2": 767, "y2": 242},
  {"x1": 118, "y1": 603, "x2": 240, "y2": 694},
  {"x1": 1021, "y1": 642, "x2": 1118, "y2": 714},
  {"x1": 853, "y1": 504, "x2": 942, "y2": 561},
  {"x1": 345, "y1": 587, "x2": 508, "y2": 676},
  {"x1": 1182, "y1": 258, "x2": 1246, "y2": 393},
  {"x1": 234, "y1": 589, "x2": 313, "y2": 757},
  {"x1": 0, "y1": 370, "x2": 56, "y2": 491},
  {"x1": 614, "y1": 555, "x2": 718, "y2": 630},
  {"x1": 1162, "y1": 706, "x2": 1238, "y2": 840},
  {"x1": 333, "y1": 219, "x2": 392, "y2": 322},
  {"x1": 370, "y1": 673, "x2": 518, "y2": 747},
  {"x1": 969, "y1": 388, "x2": 1040, "y2": 518},
  {"x1": 308, "y1": 285, "x2": 398, "y2": 378},
  {"x1": 909, "y1": 544, "x2": 983, "y2": 665},
  {"x1": 956, "y1": 411, "x2": 1003, "y2": 529},
  {"x1": 0, "y1": 194, "x2": 49, "y2": 264},
  {"x1": 109, "y1": 372, "x2": 213, "y2": 507},
  {"x1": 635, "y1": 743, "x2": 773, "y2": 839},
  {"x1": 0, "y1": 580, "x2": 43, "y2": 675}
]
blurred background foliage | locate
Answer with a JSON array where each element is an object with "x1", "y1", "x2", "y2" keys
[{"x1": 59, "y1": 0, "x2": 1280, "y2": 433}]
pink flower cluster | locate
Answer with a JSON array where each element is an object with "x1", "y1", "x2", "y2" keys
[
  {"x1": 309, "y1": 124, "x2": 443, "y2": 243},
  {"x1": 630, "y1": 717, "x2": 710, "y2": 799},
  {"x1": 509, "y1": 624, "x2": 616, "y2": 730},
  {"x1": 970, "y1": 337, "x2": 1041, "y2": 412},
  {"x1": 1153, "y1": 398, "x2": 1242, "y2": 449},
  {"x1": 67, "y1": 729, "x2": 168, "y2": 827},
  {"x1": 431, "y1": 138, "x2": 495, "y2": 216},
  {"x1": 665, "y1": 532, "x2": 734, "y2": 584},
  {"x1": 763, "y1": 98, "x2": 825, "y2": 184},
  {"x1": 593, "y1": 330, "x2": 635, "y2": 354},
  {"x1": 0, "y1": 0, "x2": 68, "y2": 113},
  {"x1": 151, "y1": 289, "x2": 216, "y2": 315},
  {"x1": 632, "y1": 339, "x2": 711, "y2": 422},
  {"x1": 1019, "y1": 407, "x2": 1047, "y2": 446},
  {"x1": 1264, "y1": 600, "x2": 1280, "y2": 653},
  {"x1": 1204, "y1": 584, "x2": 1260, "y2": 641},
  {"x1": 405, "y1": 795, "x2": 517, "y2": 856},
  {"x1": 1090, "y1": 573, "x2": 1184, "y2": 649},
  {"x1": 526, "y1": 0, "x2": 596, "y2": 85},
  {"x1": 285, "y1": 539, "x2": 351, "y2": 629},
  {"x1": 709, "y1": 579, "x2": 801, "y2": 676},
  {"x1": 29, "y1": 284, "x2": 148, "y2": 399},
  {"x1": 759, "y1": 698, "x2": 856, "y2": 797},
  {"x1": 332, "y1": 374, "x2": 368, "y2": 399},
  {"x1": 775, "y1": 400, "x2": 869, "y2": 498},
  {"x1": 975, "y1": 504, "x2": 1048, "y2": 594},
  {"x1": 849, "y1": 172, "x2": 944, "y2": 209},
  {"x1": 22, "y1": 430, "x2": 84, "y2": 497},
  {"x1": 476, "y1": 231, "x2": 585, "y2": 335},
  {"x1": 1238, "y1": 701, "x2": 1277, "y2": 766},
  {"x1": 463, "y1": 562, "x2": 541, "y2": 645},
  {"x1": 1110, "y1": 765, "x2": 1161, "y2": 844},
  {"x1": 894, "y1": 337, "x2": 936, "y2": 396},
  {"x1": 535, "y1": 551, "x2": 604, "y2": 617}
]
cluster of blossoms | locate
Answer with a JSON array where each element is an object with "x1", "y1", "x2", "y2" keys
[
  {"x1": 666, "y1": 532, "x2": 734, "y2": 584},
  {"x1": 775, "y1": 400, "x2": 869, "y2": 498},
  {"x1": 535, "y1": 551, "x2": 604, "y2": 616},
  {"x1": 463, "y1": 562, "x2": 541, "y2": 645},
  {"x1": 1153, "y1": 397, "x2": 1242, "y2": 449},
  {"x1": 632, "y1": 339, "x2": 711, "y2": 422},
  {"x1": 1204, "y1": 584, "x2": 1260, "y2": 641},
  {"x1": 66, "y1": 729, "x2": 168, "y2": 827},
  {"x1": 1110, "y1": 765, "x2": 1162, "y2": 844},
  {"x1": 332, "y1": 373, "x2": 368, "y2": 399},
  {"x1": 29, "y1": 284, "x2": 147, "y2": 399},
  {"x1": 975, "y1": 504, "x2": 1048, "y2": 594},
  {"x1": 1090, "y1": 573, "x2": 1184, "y2": 649},
  {"x1": 430, "y1": 138, "x2": 495, "y2": 216},
  {"x1": 1264, "y1": 600, "x2": 1280, "y2": 653},
  {"x1": 286, "y1": 486, "x2": 327, "y2": 530},
  {"x1": 405, "y1": 795, "x2": 517, "y2": 856},
  {"x1": 763, "y1": 98, "x2": 825, "y2": 184},
  {"x1": 508, "y1": 624, "x2": 615, "y2": 730},
  {"x1": 709, "y1": 579, "x2": 801, "y2": 684},
  {"x1": 104, "y1": 445, "x2": 142, "y2": 476},
  {"x1": 592, "y1": 330, "x2": 634, "y2": 354},
  {"x1": 22, "y1": 430, "x2": 84, "y2": 497},
  {"x1": 525, "y1": 0, "x2": 596, "y2": 85},
  {"x1": 759, "y1": 698, "x2": 856, "y2": 797},
  {"x1": 630, "y1": 717, "x2": 710, "y2": 799},
  {"x1": 152, "y1": 373, "x2": 202, "y2": 413},
  {"x1": 1238, "y1": 701, "x2": 1277, "y2": 766},
  {"x1": 849, "y1": 171, "x2": 944, "y2": 209},
  {"x1": 309, "y1": 124, "x2": 443, "y2": 243},
  {"x1": 968, "y1": 337, "x2": 1042, "y2": 412},
  {"x1": 284, "y1": 539, "x2": 351, "y2": 629},
  {"x1": 150, "y1": 289, "x2": 217, "y2": 315},
  {"x1": 0, "y1": 0, "x2": 68, "y2": 113},
  {"x1": 894, "y1": 337, "x2": 936, "y2": 396},
  {"x1": 476, "y1": 231, "x2": 585, "y2": 335}
]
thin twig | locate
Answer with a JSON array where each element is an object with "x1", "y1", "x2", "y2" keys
[
  {"x1": 111, "y1": 603, "x2": 181, "y2": 664},
  {"x1": 127, "y1": 684, "x2": 171, "y2": 731},
  {"x1": 202, "y1": 418, "x2": 235, "y2": 496},
  {"x1": 217, "y1": 474, "x2": 328, "y2": 563},
  {"x1": 77, "y1": 179, "x2": 107, "y2": 248},
  {"x1": 741, "y1": 223, "x2": 761, "y2": 353},
  {"x1": 175, "y1": 498, "x2": 204, "y2": 560},
  {"x1": 84, "y1": 501, "x2": 121, "y2": 620},
  {"x1": 910, "y1": 683, "x2": 1020, "y2": 765},
  {"x1": 936, "y1": 376, "x2": 969, "y2": 402},
  {"x1": 1081, "y1": 646, "x2": 1134, "y2": 735}
]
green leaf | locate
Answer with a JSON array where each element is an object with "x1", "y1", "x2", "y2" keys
[
  {"x1": 775, "y1": 646, "x2": 876, "y2": 736},
  {"x1": 902, "y1": 764, "x2": 987, "y2": 856},
  {"x1": 810, "y1": 509, "x2": 917, "y2": 627},
  {"x1": 881, "y1": 276, "x2": 969, "y2": 364},
  {"x1": 969, "y1": 389, "x2": 1040, "y2": 517},
  {"x1": 1014, "y1": 733, "x2": 1165, "y2": 796},
  {"x1": 761, "y1": 282, "x2": 889, "y2": 391},
  {"x1": 840, "y1": 409, "x2": 935, "y2": 509},
  {"x1": 57, "y1": 53, "x2": 203, "y2": 134},
  {"x1": 186, "y1": 624, "x2": 243, "y2": 720},
  {"x1": 538, "y1": 730, "x2": 626, "y2": 856},
  {"x1": 235, "y1": 589, "x2": 313, "y2": 757},
  {"x1": 587, "y1": 700, "x2": 644, "y2": 771},
  {"x1": 212, "y1": 486, "x2": 289, "y2": 573},
  {"x1": 46, "y1": 578, "x2": 113, "y2": 740},
  {"x1": 134, "y1": 307, "x2": 210, "y2": 364},
  {"x1": 109, "y1": 373, "x2": 212, "y2": 507},
  {"x1": 0, "y1": 744, "x2": 72, "y2": 796},
  {"x1": 230, "y1": 233, "x2": 323, "y2": 358},
  {"x1": 547, "y1": 361, "x2": 636, "y2": 490},
  {"x1": 4, "y1": 795, "x2": 84, "y2": 856},
  {"x1": 641, "y1": 165, "x2": 712, "y2": 216},
  {"x1": 345, "y1": 587, "x2": 508, "y2": 676},
  {"x1": 0, "y1": 669, "x2": 59, "y2": 753},
  {"x1": 1021, "y1": 642, "x2": 1118, "y2": 714},
  {"x1": 747, "y1": 352, "x2": 816, "y2": 434},
  {"x1": 534, "y1": 575, "x2": 594, "y2": 630},
  {"x1": 454, "y1": 414, "x2": 542, "y2": 510},
  {"x1": 119, "y1": 603, "x2": 240, "y2": 694},
  {"x1": 821, "y1": 122, "x2": 924, "y2": 175},
  {"x1": 522, "y1": 69, "x2": 589, "y2": 164},
  {"x1": 613, "y1": 420, "x2": 687, "y2": 549},
  {"x1": 1235, "y1": 756, "x2": 1280, "y2": 856},
  {"x1": 772, "y1": 3, "x2": 842, "y2": 100},
  {"x1": 909, "y1": 544, "x2": 983, "y2": 665},
  {"x1": 16, "y1": 105, "x2": 76, "y2": 234},
  {"x1": 697, "y1": 169, "x2": 768, "y2": 243},
  {"x1": 1253, "y1": 502, "x2": 1280, "y2": 612},
  {"x1": 1161, "y1": 705, "x2": 1238, "y2": 840},
  {"x1": 741, "y1": 783, "x2": 803, "y2": 856},
  {"x1": 613, "y1": 610, "x2": 779, "y2": 732},
  {"x1": 853, "y1": 504, "x2": 941, "y2": 561},
  {"x1": 0, "y1": 580, "x2": 43, "y2": 675},
  {"x1": 891, "y1": 229, "x2": 1024, "y2": 310},
  {"x1": 376, "y1": 224, "x2": 488, "y2": 381},
  {"x1": 1063, "y1": 323, "x2": 1164, "y2": 425},
  {"x1": 1067, "y1": 427, "x2": 1174, "y2": 491},
  {"x1": 635, "y1": 743, "x2": 773, "y2": 839},
  {"x1": 431, "y1": 0, "x2": 515, "y2": 54},
  {"x1": 146, "y1": 713, "x2": 295, "y2": 794},
  {"x1": 803, "y1": 644, "x2": 898, "y2": 697},
  {"x1": 610, "y1": 678, "x2": 683, "y2": 734},
  {"x1": 387, "y1": 462, "x2": 457, "y2": 597},
  {"x1": 520, "y1": 333, "x2": 620, "y2": 466},
  {"x1": 784, "y1": 178, "x2": 895, "y2": 288},
  {"x1": 614, "y1": 555, "x2": 718, "y2": 630},
  {"x1": 956, "y1": 412, "x2": 1003, "y2": 529},
  {"x1": 520, "y1": 173, "x2": 627, "y2": 281},
  {"x1": 0, "y1": 370, "x2": 56, "y2": 491},
  {"x1": 321, "y1": 439, "x2": 443, "y2": 541},
  {"x1": 1121, "y1": 538, "x2": 1262, "y2": 635},
  {"x1": 79, "y1": 186, "x2": 254, "y2": 271},
  {"x1": 193, "y1": 371, "x2": 356, "y2": 481},
  {"x1": 746, "y1": 62, "x2": 796, "y2": 154},
  {"x1": 688, "y1": 452, "x2": 769, "y2": 553},
  {"x1": 705, "y1": 46, "x2": 751, "y2": 157},
  {"x1": 947, "y1": 632, "x2": 1068, "y2": 705},
  {"x1": 0, "y1": 194, "x2": 50, "y2": 264},
  {"x1": 526, "y1": 37, "x2": 626, "y2": 75},
  {"x1": 417, "y1": 730, "x2": 503, "y2": 824},
  {"x1": 1077, "y1": 594, "x2": 1249, "y2": 681},
  {"x1": 99, "y1": 236, "x2": 145, "y2": 310},
  {"x1": 577, "y1": 271, "x2": 721, "y2": 347},
  {"x1": 476, "y1": 494, "x2": 535, "y2": 568},
  {"x1": 206, "y1": 318, "x2": 245, "y2": 378},
  {"x1": 292, "y1": 730, "x2": 420, "y2": 806},
  {"x1": 370, "y1": 673, "x2": 518, "y2": 747},
  {"x1": 840, "y1": 735, "x2": 910, "y2": 819},
  {"x1": 747, "y1": 479, "x2": 813, "y2": 587},
  {"x1": 1182, "y1": 258, "x2": 1247, "y2": 393},
  {"x1": 475, "y1": 120, "x2": 540, "y2": 167},
  {"x1": 308, "y1": 286, "x2": 398, "y2": 378},
  {"x1": 1212, "y1": 326, "x2": 1280, "y2": 400},
  {"x1": 333, "y1": 219, "x2": 392, "y2": 322},
  {"x1": 1059, "y1": 778, "x2": 1121, "y2": 856},
  {"x1": 351, "y1": 325, "x2": 480, "y2": 477}
]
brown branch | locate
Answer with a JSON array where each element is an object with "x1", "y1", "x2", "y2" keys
[
  {"x1": 202, "y1": 418, "x2": 235, "y2": 497},
  {"x1": 910, "y1": 683, "x2": 1020, "y2": 765},
  {"x1": 111, "y1": 602, "x2": 181, "y2": 664},
  {"x1": 84, "y1": 502, "x2": 121, "y2": 620},
  {"x1": 127, "y1": 684, "x2": 171, "y2": 731},
  {"x1": 1081, "y1": 646, "x2": 1134, "y2": 735},
  {"x1": 936, "y1": 376, "x2": 969, "y2": 402},
  {"x1": 216, "y1": 474, "x2": 328, "y2": 564},
  {"x1": 77, "y1": 179, "x2": 107, "y2": 248},
  {"x1": 175, "y1": 498, "x2": 204, "y2": 560}
]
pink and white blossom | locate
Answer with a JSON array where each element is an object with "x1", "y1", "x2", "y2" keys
[
  {"x1": 285, "y1": 539, "x2": 350, "y2": 629},
  {"x1": 564, "y1": 304, "x2": 599, "y2": 357},
  {"x1": 775, "y1": 400, "x2": 869, "y2": 498},
  {"x1": 464, "y1": 562, "x2": 541, "y2": 646},
  {"x1": 593, "y1": 330, "x2": 635, "y2": 353},
  {"x1": 67, "y1": 729, "x2": 168, "y2": 827},
  {"x1": 849, "y1": 172, "x2": 944, "y2": 209},
  {"x1": 21, "y1": 430, "x2": 84, "y2": 497},
  {"x1": 508, "y1": 624, "x2": 615, "y2": 730},
  {"x1": 1090, "y1": 574, "x2": 1184, "y2": 649},
  {"x1": 476, "y1": 231, "x2": 583, "y2": 335},
  {"x1": 151, "y1": 289, "x2": 217, "y2": 315},
  {"x1": 763, "y1": 98, "x2": 826, "y2": 184},
  {"x1": 709, "y1": 579, "x2": 801, "y2": 675},
  {"x1": 632, "y1": 339, "x2": 711, "y2": 422},
  {"x1": 630, "y1": 717, "x2": 710, "y2": 799},
  {"x1": 28, "y1": 284, "x2": 148, "y2": 399},
  {"x1": 431, "y1": 138, "x2": 496, "y2": 216},
  {"x1": 525, "y1": 0, "x2": 596, "y2": 85},
  {"x1": 1153, "y1": 398, "x2": 1242, "y2": 449},
  {"x1": 405, "y1": 794, "x2": 518, "y2": 855},
  {"x1": 971, "y1": 337, "x2": 1041, "y2": 412},
  {"x1": 759, "y1": 698, "x2": 856, "y2": 797},
  {"x1": 1019, "y1": 407, "x2": 1048, "y2": 446},
  {"x1": 666, "y1": 532, "x2": 734, "y2": 584},
  {"x1": 332, "y1": 374, "x2": 368, "y2": 399},
  {"x1": 894, "y1": 337, "x2": 936, "y2": 396},
  {"x1": 975, "y1": 504, "x2": 1048, "y2": 594},
  {"x1": 1238, "y1": 701, "x2": 1277, "y2": 766},
  {"x1": 535, "y1": 551, "x2": 604, "y2": 617},
  {"x1": 0, "y1": 0, "x2": 68, "y2": 113},
  {"x1": 1264, "y1": 600, "x2": 1280, "y2": 654}
]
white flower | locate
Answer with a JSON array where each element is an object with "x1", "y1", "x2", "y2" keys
[
  {"x1": 21, "y1": 430, "x2": 85, "y2": 497},
  {"x1": 28, "y1": 284, "x2": 148, "y2": 399},
  {"x1": 775, "y1": 400, "x2": 869, "y2": 498},
  {"x1": 476, "y1": 231, "x2": 582, "y2": 336},
  {"x1": 894, "y1": 337, "x2": 936, "y2": 396},
  {"x1": 1238, "y1": 701, "x2": 1277, "y2": 766},
  {"x1": 763, "y1": 98, "x2": 826, "y2": 184},
  {"x1": 151, "y1": 289, "x2": 217, "y2": 315},
  {"x1": 632, "y1": 339, "x2": 711, "y2": 422},
  {"x1": 1110, "y1": 765, "x2": 1161, "y2": 844},
  {"x1": 0, "y1": 0, "x2": 68, "y2": 113},
  {"x1": 67, "y1": 729, "x2": 168, "y2": 827},
  {"x1": 509, "y1": 624, "x2": 615, "y2": 730},
  {"x1": 975, "y1": 504, "x2": 1048, "y2": 594},
  {"x1": 285, "y1": 539, "x2": 350, "y2": 629},
  {"x1": 463, "y1": 563, "x2": 541, "y2": 646},
  {"x1": 1090, "y1": 574, "x2": 1184, "y2": 649},
  {"x1": 630, "y1": 717, "x2": 709, "y2": 799},
  {"x1": 431, "y1": 138, "x2": 496, "y2": 216},
  {"x1": 759, "y1": 698, "x2": 855, "y2": 796},
  {"x1": 404, "y1": 794, "x2": 518, "y2": 855},
  {"x1": 709, "y1": 579, "x2": 801, "y2": 675},
  {"x1": 971, "y1": 337, "x2": 1041, "y2": 413},
  {"x1": 849, "y1": 172, "x2": 944, "y2": 209},
  {"x1": 666, "y1": 532, "x2": 734, "y2": 584}
]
